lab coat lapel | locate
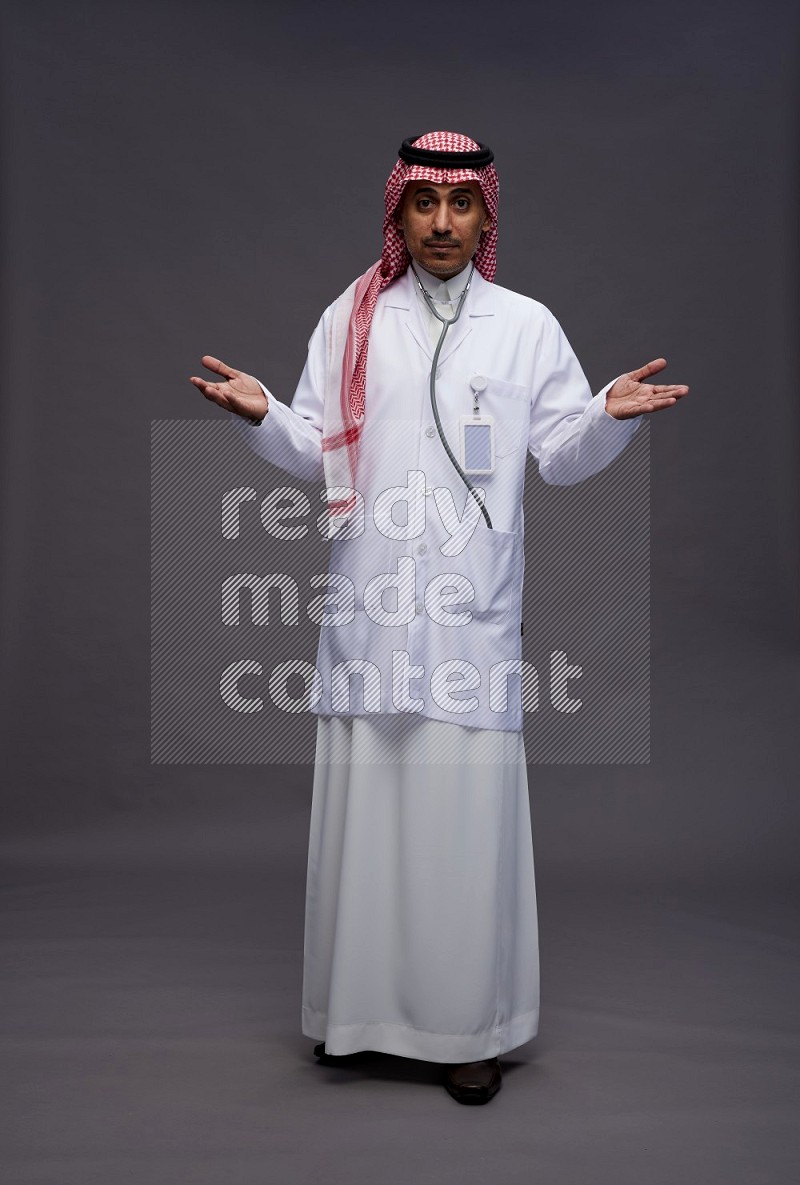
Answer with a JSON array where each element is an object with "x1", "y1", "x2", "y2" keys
[
  {"x1": 431, "y1": 269, "x2": 496, "y2": 365},
  {"x1": 403, "y1": 313, "x2": 475, "y2": 367},
  {"x1": 381, "y1": 272, "x2": 432, "y2": 363},
  {"x1": 464, "y1": 269, "x2": 496, "y2": 323},
  {"x1": 436, "y1": 315, "x2": 472, "y2": 366},
  {"x1": 384, "y1": 267, "x2": 495, "y2": 366}
]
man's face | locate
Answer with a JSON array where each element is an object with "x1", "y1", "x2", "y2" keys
[{"x1": 394, "y1": 180, "x2": 491, "y2": 279}]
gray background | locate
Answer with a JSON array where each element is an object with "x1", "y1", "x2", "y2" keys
[{"x1": 1, "y1": 0, "x2": 798, "y2": 1181}]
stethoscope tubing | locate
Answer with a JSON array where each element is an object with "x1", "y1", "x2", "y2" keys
[{"x1": 410, "y1": 263, "x2": 493, "y2": 530}]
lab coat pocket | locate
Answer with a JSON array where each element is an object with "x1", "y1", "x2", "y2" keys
[
  {"x1": 479, "y1": 378, "x2": 530, "y2": 458},
  {"x1": 454, "y1": 525, "x2": 521, "y2": 624}
]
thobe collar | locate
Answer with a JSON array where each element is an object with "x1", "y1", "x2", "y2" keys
[
  {"x1": 408, "y1": 261, "x2": 473, "y2": 347},
  {"x1": 411, "y1": 261, "x2": 473, "y2": 303},
  {"x1": 380, "y1": 262, "x2": 494, "y2": 365}
]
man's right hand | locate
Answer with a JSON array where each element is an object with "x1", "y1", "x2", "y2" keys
[{"x1": 189, "y1": 356, "x2": 268, "y2": 425}]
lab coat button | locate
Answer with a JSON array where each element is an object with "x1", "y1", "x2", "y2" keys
[
  {"x1": 436, "y1": 368, "x2": 443, "y2": 379},
  {"x1": 417, "y1": 543, "x2": 428, "y2": 556},
  {"x1": 425, "y1": 486, "x2": 433, "y2": 496},
  {"x1": 415, "y1": 601, "x2": 424, "y2": 615},
  {"x1": 425, "y1": 426, "x2": 435, "y2": 438}
]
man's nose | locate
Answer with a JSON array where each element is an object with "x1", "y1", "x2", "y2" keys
[{"x1": 431, "y1": 203, "x2": 452, "y2": 234}]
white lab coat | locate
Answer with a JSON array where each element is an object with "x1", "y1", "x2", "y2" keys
[{"x1": 242, "y1": 265, "x2": 640, "y2": 732}]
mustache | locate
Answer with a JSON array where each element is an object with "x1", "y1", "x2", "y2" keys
[{"x1": 423, "y1": 236, "x2": 461, "y2": 247}]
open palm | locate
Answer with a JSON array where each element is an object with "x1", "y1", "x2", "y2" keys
[
  {"x1": 606, "y1": 358, "x2": 689, "y2": 420},
  {"x1": 189, "y1": 356, "x2": 268, "y2": 424}
]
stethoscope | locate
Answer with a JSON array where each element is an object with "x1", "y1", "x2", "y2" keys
[{"x1": 410, "y1": 262, "x2": 494, "y2": 530}]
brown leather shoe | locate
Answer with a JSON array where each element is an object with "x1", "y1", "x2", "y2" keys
[{"x1": 444, "y1": 1057, "x2": 502, "y2": 1104}]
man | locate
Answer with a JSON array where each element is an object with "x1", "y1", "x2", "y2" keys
[{"x1": 190, "y1": 131, "x2": 687, "y2": 1105}]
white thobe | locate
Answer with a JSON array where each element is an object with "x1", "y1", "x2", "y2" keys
[{"x1": 240, "y1": 264, "x2": 639, "y2": 1060}]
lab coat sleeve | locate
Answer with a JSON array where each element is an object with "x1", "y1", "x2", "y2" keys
[
  {"x1": 232, "y1": 311, "x2": 329, "y2": 482},
  {"x1": 528, "y1": 310, "x2": 641, "y2": 485}
]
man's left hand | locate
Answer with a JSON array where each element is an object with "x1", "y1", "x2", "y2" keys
[{"x1": 605, "y1": 358, "x2": 689, "y2": 420}]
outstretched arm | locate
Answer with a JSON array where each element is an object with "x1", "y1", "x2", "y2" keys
[
  {"x1": 530, "y1": 310, "x2": 689, "y2": 485},
  {"x1": 189, "y1": 309, "x2": 329, "y2": 482}
]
